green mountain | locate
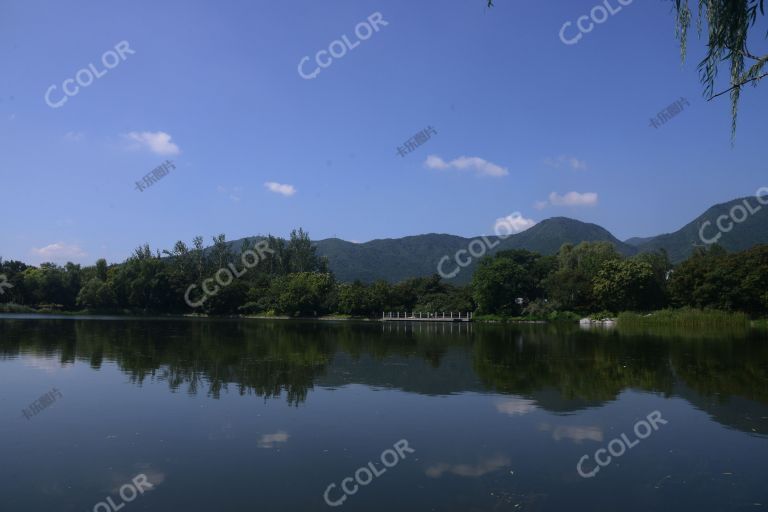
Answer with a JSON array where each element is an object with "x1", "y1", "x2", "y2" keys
[
  {"x1": 223, "y1": 196, "x2": 768, "y2": 283},
  {"x1": 315, "y1": 234, "x2": 472, "y2": 284},
  {"x1": 494, "y1": 217, "x2": 636, "y2": 257},
  {"x1": 630, "y1": 195, "x2": 768, "y2": 263},
  {"x1": 314, "y1": 218, "x2": 635, "y2": 284},
  {"x1": 625, "y1": 236, "x2": 655, "y2": 247}
]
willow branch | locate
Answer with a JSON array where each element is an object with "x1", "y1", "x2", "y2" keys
[{"x1": 708, "y1": 72, "x2": 768, "y2": 100}]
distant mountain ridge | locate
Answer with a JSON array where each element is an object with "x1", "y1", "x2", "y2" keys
[
  {"x1": 302, "y1": 217, "x2": 638, "y2": 284},
  {"x1": 628, "y1": 195, "x2": 768, "y2": 263},
  {"x1": 225, "y1": 195, "x2": 768, "y2": 284}
]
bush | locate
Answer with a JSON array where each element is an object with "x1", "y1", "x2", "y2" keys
[{"x1": 548, "y1": 311, "x2": 580, "y2": 322}]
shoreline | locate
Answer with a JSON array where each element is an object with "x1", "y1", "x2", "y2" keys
[{"x1": 1, "y1": 306, "x2": 765, "y2": 329}]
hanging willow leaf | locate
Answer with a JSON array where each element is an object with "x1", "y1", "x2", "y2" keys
[{"x1": 674, "y1": 0, "x2": 766, "y2": 142}]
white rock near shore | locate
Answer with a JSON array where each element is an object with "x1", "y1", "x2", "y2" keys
[{"x1": 580, "y1": 318, "x2": 617, "y2": 328}]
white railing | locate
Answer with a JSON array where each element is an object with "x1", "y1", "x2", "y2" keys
[{"x1": 381, "y1": 311, "x2": 473, "y2": 321}]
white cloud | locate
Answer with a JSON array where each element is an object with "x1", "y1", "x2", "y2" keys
[
  {"x1": 549, "y1": 191, "x2": 598, "y2": 206},
  {"x1": 536, "y1": 191, "x2": 598, "y2": 209},
  {"x1": 31, "y1": 242, "x2": 87, "y2": 263},
  {"x1": 124, "y1": 131, "x2": 180, "y2": 155},
  {"x1": 264, "y1": 181, "x2": 296, "y2": 197},
  {"x1": 258, "y1": 431, "x2": 289, "y2": 448},
  {"x1": 494, "y1": 212, "x2": 536, "y2": 235},
  {"x1": 544, "y1": 155, "x2": 588, "y2": 170},
  {"x1": 426, "y1": 455, "x2": 511, "y2": 478},
  {"x1": 425, "y1": 155, "x2": 508, "y2": 177}
]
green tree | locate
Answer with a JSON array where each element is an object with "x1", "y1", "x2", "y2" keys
[
  {"x1": 472, "y1": 257, "x2": 528, "y2": 316},
  {"x1": 109, "y1": 245, "x2": 174, "y2": 312},
  {"x1": 592, "y1": 259, "x2": 660, "y2": 312},
  {"x1": 22, "y1": 262, "x2": 81, "y2": 308},
  {"x1": 545, "y1": 242, "x2": 621, "y2": 313},
  {"x1": 668, "y1": 245, "x2": 729, "y2": 309},
  {"x1": 669, "y1": 244, "x2": 768, "y2": 314},
  {"x1": 95, "y1": 258, "x2": 108, "y2": 282},
  {"x1": 286, "y1": 228, "x2": 327, "y2": 273},
  {"x1": 76, "y1": 278, "x2": 117, "y2": 310},
  {"x1": 337, "y1": 281, "x2": 375, "y2": 316},
  {"x1": 0, "y1": 258, "x2": 30, "y2": 305},
  {"x1": 271, "y1": 272, "x2": 335, "y2": 317}
]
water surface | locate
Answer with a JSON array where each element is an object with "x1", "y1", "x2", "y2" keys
[{"x1": 1, "y1": 315, "x2": 767, "y2": 511}]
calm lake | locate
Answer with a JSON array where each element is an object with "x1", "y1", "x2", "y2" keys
[{"x1": 1, "y1": 315, "x2": 767, "y2": 511}]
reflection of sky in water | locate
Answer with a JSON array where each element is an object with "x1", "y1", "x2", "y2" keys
[
  {"x1": 495, "y1": 398, "x2": 538, "y2": 416},
  {"x1": 539, "y1": 423, "x2": 604, "y2": 443},
  {"x1": 426, "y1": 455, "x2": 511, "y2": 478},
  {"x1": 21, "y1": 355, "x2": 74, "y2": 374},
  {"x1": 258, "y1": 431, "x2": 290, "y2": 449}
]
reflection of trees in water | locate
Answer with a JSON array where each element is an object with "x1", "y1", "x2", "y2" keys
[
  {"x1": 0, "y1": 318, "x2": 767, "y2": 422},
  {"x1": 0, "y1": 319, "x2": 335, "y2": 406},
  {"x1": 0, "y1": 319, "x2": 472, "y2": 406},
  {"x1": 666, "y1": 334, "x2": 768, "y2": 405},
  {"x1": 472, "y1": 324, "x2": 676, "y2": 403},
  {"x1": 473, "y1": 325, "x2": 768, "y2": 404},
  {"x1": 471, "y1": 325, "x2": 768, "y2": 433}
]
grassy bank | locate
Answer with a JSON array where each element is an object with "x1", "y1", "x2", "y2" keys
[
  {"x1": 473, "y1": 311, "x2": 580, "y2": 323},
  {"x1": 617, "y1": 309, "x2": 751, "y2": 329},
  {"x1": 0, "y1": 303, "x2": 37, "y2": 313}
]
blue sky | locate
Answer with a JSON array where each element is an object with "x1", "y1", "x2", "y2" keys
[{"x1": 1, "y1": 0, "x2": 766, "y2": 265}]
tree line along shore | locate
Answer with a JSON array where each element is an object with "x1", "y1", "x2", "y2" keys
[{"x1": 1, "y1": 229, "x2": 766, "y2": 328}]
